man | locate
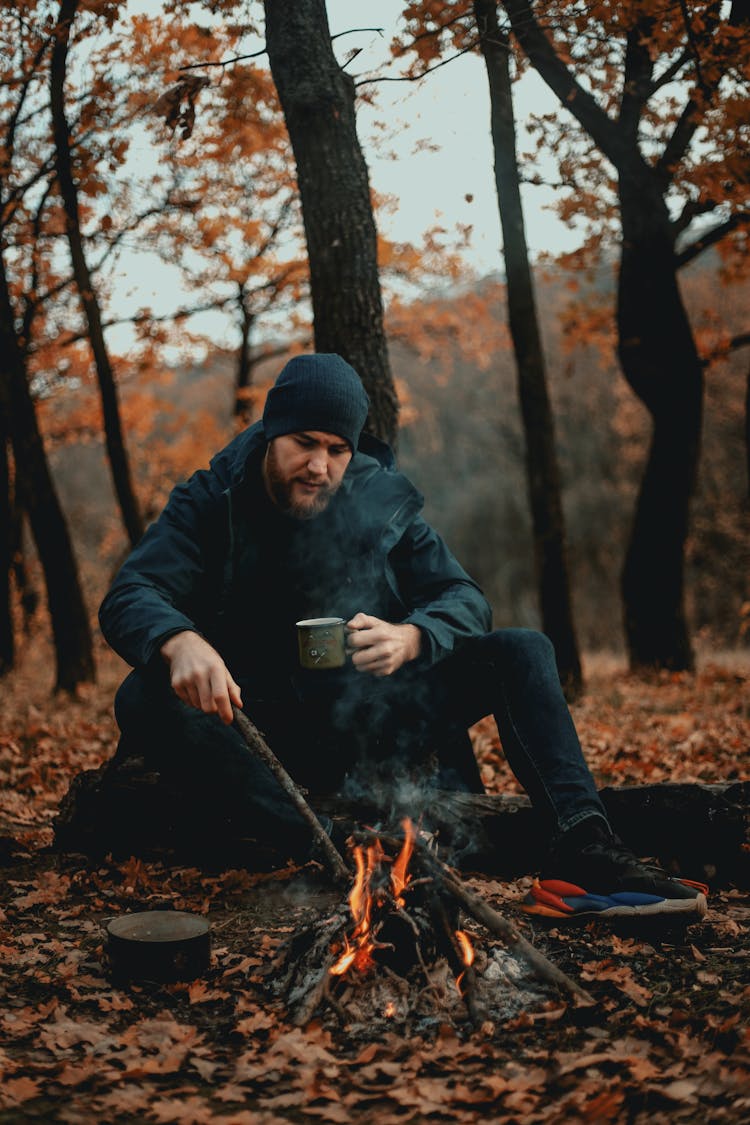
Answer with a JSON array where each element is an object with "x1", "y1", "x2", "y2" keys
[{"x1": 101, "y1": 353, "x2": 707, "y2": 921}]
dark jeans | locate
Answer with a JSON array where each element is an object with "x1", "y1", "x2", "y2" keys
[{"x1": 114, "y1": 628, "x2": 607, "y2": 859}]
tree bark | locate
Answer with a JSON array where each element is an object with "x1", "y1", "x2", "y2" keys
[
  {"x1": 474, "y1": 0, "x2": 582, "y2": 696},
  {"x1": 10, "y1": 506, "x2": 39, "y2": 631},
  {"x1": 500, "y1": 0, "x2": 712, "y2": 671},
  {"x1": 0, "y1": 255, "x2": 94, "y2": 691},
  {"x1": 0, "y1": 424, "x2": 13, "y2": 675},
  {"x1": 263, "y1": 0, "x2": 398, "y2": 446},
  {"x1": 233, "y1": 297, "x2": 254, "y2": 418},
  {"x1": 617, "y1": 173, "x2": 701, "y2": 670},
  {"x1": 50, "y1": 0, "x2": 144, "y2": 547},
  {"x1": 746, "y1": 364, "x2": 750, "y2": 503}
]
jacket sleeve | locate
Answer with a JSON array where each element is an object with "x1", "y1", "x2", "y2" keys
[
  {"x1": 98, "y1": 470, "x2": 225, "y2": 670},
  {"x1": 388, "y1": 515, "x2": 492, "y2": 666}
]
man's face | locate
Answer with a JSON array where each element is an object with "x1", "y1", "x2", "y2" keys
[{"x1": 262, "y1": 431, "x2": 353, "y2": 520}]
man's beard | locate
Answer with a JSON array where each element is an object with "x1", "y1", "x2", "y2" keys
[{"x1": 263, "y1": 449, "x2": 340, "y2": 520}]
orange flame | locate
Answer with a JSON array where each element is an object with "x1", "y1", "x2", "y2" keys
[
  {"x1": 455, "y1": 929, "x2": 475, "y2": 995},
  {"x1": 329, "y1": 821, "x2": 416, "y2": 978},
  {"x1": 391, "y1": 818, "x2": 416, "y2": 905},
  {"x1": 384, "y1": 1001, "x2": 396, "y2": 1018},
  {"x1": 455, "y1": 930, "x2": 475, "y2": 967},
  {"x1": 329, "y1": 940, "x2": 357, "y2": 977}
]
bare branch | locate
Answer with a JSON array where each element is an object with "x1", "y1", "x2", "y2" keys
[
  {"x1": 330, "y1": 27, "x2": 383, "y2": 41},
  {"x1": 21, "y1": 180, "x2": 53, "y2": 344},
  {"x1": 341, "y1": 46, "x2": 364, "y2": 71},
  {"x1": 392, "y1": 10, "x2": 471, "y2": 55},
  {"x1": 0, "y1": 158, "x2": 57, "y2": 232},
  {"x1": 671, "y1": 196, "x2": 719, "y2": 239},
  {"x1": 702, "y1": 330, "x2": 750, "y2": 366},
  {"x1": 89, "y1": 199, "x2": 187, "y2": 275},
  {"x1": 676, "y1": 212, "x2": 750, "y2": 268},
  {"x1": 649, "y1": 49, "x2": 692, "y2": 94},
  {"x1": 59, "y1": 294, "x2": 238, "y2": 347},
  {"x1": 654, "y1": 95, "x2": 701, "y2": 187},
  {"x1": 355, "y1": 40, "x2": 480, "y2": 87},
  {"x1": 678, "y1": 0, "x2": 709, "y2": 95},
  {"x1": 177, "y1": 45, "x2": 267, "y2": 72},
  {"x1": 4, "y1": 33, "x2": 51, "y2": 168}
]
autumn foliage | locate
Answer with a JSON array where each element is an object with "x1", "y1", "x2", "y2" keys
[
  {"x1": 1, "y1": 650, "x2": 749, "y2": 1119},
  {"x1": 1, "y1": 3, "x2": 750, "y2": 1117}
]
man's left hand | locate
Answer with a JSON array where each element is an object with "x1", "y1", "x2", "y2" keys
[{"x1": 346, "y1": 613, "x2": 421, "y2": 677}]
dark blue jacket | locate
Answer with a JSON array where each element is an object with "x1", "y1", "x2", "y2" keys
[{"x1": 99, "y1": 423, "x2": 491, "y2": 683}]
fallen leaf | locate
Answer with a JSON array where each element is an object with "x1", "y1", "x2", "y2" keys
[{"x1": 0, "y1": 1076, "x2": 40, "y2": 1106}]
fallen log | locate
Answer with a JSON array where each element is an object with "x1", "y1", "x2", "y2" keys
[
  {"x1": 52, "y1": 758, "x2": 750, "y2": 887},
  {"x1": 316, "y1": 782, "x2": 750, "y2": 888}
]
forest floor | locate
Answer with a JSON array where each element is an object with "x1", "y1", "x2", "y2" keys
[{"x1": 1, "y1": 644, "x2": 749, "y2": 1124}]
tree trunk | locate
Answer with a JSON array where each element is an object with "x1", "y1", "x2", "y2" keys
[
  {"x1": 745, "y1": 364, "x2": 750, "y2": 503},
  {"x1": 10, "y1": 506, "x2": 39, "y2": 630},
  {"x1": 498, "y1": 0, "x2": 711, "y2": 671},
  {"x1": 0, "y1": 257, "x2": 94, "y2": 691},
  {"x1": 233, "y1": 299, "x2": 254, "y2": 419},
  {"x1": 618, "y1": 175, "x2": 702, "y2": 669},
  {"x1": 0, "y1": 428, "x2": 13, "y2": 675},
  {"x1": 474, "y1": 0, "x2": 582, "y2": 697},
  {"x1": 50, "y1": 0, "x2": 143, "y2": 547},
  {"x1": 263, "y1": 0, "x2": 398, "y2": 446}
]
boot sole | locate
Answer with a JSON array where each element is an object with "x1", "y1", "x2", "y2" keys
[{"x1": 521, "y1": 892, "x2": 707, "y2": 920}]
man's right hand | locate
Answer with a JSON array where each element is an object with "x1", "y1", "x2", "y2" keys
[{"x1": 160, "y1": 631, "x2": 242, "y2": 725}]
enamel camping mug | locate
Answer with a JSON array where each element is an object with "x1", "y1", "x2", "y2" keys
[{"x1": 296, "y1": 617, "x2": 347, "y2": 670}]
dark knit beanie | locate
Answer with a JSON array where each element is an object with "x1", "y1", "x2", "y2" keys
[{"x1": 262, "y1": 353, "x2": 370, "y2": 451}]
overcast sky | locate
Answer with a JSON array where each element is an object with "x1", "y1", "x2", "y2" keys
[
  {"x1": 325, "y1": 0, "x2": 573, "y2": 272},
  {"x1": 108, "y1": 0, "x2": 573, "y2": 352}
]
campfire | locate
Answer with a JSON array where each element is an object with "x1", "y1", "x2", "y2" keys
[
  {"x1": 277, "y1": 819, "x2": 592, "y2": 1028},
  {"x1": 327, "y1": 820, "x2": 476, "y2": 991},
  {"x1": 230, "y1": 706, "x2": 593, "y2": 1027}
]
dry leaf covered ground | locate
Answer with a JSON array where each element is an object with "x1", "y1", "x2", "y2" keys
[{"x1": 1, "y1": 644, "x2": 749, "y2": 1124}]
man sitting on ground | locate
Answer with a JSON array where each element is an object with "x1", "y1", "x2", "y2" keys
[{"x1": 100, "y1": 353, "x2": 707, "y2": 921}]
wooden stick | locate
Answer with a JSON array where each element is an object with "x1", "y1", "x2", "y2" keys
[
  {"x1": 439, "y1": 870, "x2": 594, "y2": 1006},
  {"x1": 431, "y1": 894, "x2": 486, "y2": 1027},
  {"x1": 231, "y1": 705, "x2": 349, "y2": 885}
]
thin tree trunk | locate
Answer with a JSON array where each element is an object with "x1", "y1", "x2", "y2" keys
[
  {"x1": 234, "y1": 298, "x2": 254, "y2": 418},
  {"x1": 474, "y1": 0, "x2": 582, "y2": 696},
  {"x1": 0, "y1": 256, "x2": 94, "y2": 691},
  {"x1": 263, "y1": 0, "x2": 398, "y2": 446},
  {"x1": 0, "y1": 430, "x2": 13, "y2": 674},
  {"x1": 745, "y1": 365, "x2": 750, "y2": 503},
  {"x1": 10, "y1": 506, "x2": 39, "y2": 630},
  {"x1": 50, "y1": 0, "x2": 143, "y2": 546}
]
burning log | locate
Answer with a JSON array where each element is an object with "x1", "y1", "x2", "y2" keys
[{"x1": 277, "y1": 820, "x2": 594, "y2": 1027}]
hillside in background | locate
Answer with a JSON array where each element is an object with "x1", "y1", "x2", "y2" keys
[{"x1": 42, "y1": 260, "x2": 750, "y2": 657}]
